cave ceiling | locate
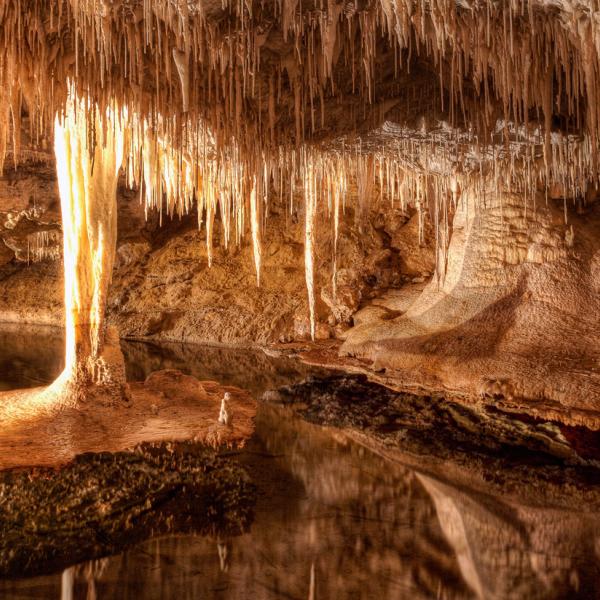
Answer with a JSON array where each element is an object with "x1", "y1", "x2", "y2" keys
[{"x1": 0, "y1": 0, "x2": 598, "y2": 226}]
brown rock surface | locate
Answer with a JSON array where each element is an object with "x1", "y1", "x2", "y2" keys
[
  {"x1": 0, "y1": 368, "x2": 256, "y2": 469},
  {"x1": 341, "y1": 192, "x2": 600, "y2": 427},
  {"x1": 0, "y1": 162, "x2": 406, "y2": 344}
]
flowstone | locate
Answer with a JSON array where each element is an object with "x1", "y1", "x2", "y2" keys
[{"x1": 0, "y1": 369, "x2": 256, "y2": 469}]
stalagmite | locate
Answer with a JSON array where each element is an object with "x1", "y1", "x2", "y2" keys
[
  {"x1": 218, "y1": 392, "x2": 232, "y2": 426},
  {"x1": 53, "y1": 84, "x2": 128, "y2": 403}
]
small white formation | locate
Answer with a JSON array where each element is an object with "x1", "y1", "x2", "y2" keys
[
  {"x1": 479, "y1": 379, "x2": 515, "y2": 403},
  {"x1": 217, "y1": 541, "x2": 230, "y2": 573},
  {"x1": 219, "y1": 392, "x2": 233, "y2": 427}
]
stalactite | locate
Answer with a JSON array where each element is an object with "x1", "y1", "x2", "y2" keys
[
  {"x1": 304, "y1": 154, "x2": 317, "y2": 342},
  {"x1": 332, "y1": 171, "x2": 341, "y2": 299},
  {"x1": 0, "y1": 0, "x2": 598, "y2": 337},
  {"x1": 249, "y1": 176, "x2": 262, "y2": 287},
  {"x1": 172, "y1": 48, "x2": 190, "y2": 113},
  {"x1": 26, "y1": 230, "x2": 61, "y2": 263}
]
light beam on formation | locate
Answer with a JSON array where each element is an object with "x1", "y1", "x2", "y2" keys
[{"x1": 54, "y1": 83, "x2": 126, "y2": 396}]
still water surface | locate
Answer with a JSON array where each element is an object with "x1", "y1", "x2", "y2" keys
[{"x1": 0, "y1": 325, "x2": 598, "y2": 599}]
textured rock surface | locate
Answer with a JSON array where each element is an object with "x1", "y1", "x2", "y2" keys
[
  {"x1": 342, "y1": 191, "x2": 600, "y2": 426},
  {"x1": 108, "y1": 197, "x2": 418, "y2": 345},
  {"x1": 0, "y1": 158, "x2": 417, "y2": 344},
  {"x1": 0, "y1": 441, "x2": 256, "y2": 578},
  {"x1": 0, "y1": 0, "x2": 600, "y2": 429},
  {"x1": 265, "y1": 374, "x2": 600, "y2": 474},
  {"x1": 1, "y1": 162, "x2": 599, "y2": 424}
]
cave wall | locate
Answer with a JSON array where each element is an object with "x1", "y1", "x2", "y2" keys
[
  {"x1": 342, "y1": 190, "x2": 600, "y2": 426},
  {"x1": 1, "y1": 150, "x2": 598, "y2": 424},
  {"x1": 0, "y1": 159, "x2": 435, "y2": 345}
]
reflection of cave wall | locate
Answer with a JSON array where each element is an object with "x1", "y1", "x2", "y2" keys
[
  {"x1": 2, "y1": 404, "x2": 598, "y2": 599},
  {"x1": 420, "y1": 475, "x2": 600, "y2": 600},
  {"x1": 120, "y1": 340, "x2": 327, "y2": 397},
  {"x1": 0, "y1": 324, "x2": 325, "y2": 396},
  {"x1": 342, "y1": 192, "x2": 600, "y2": 426},
  {"x1": 0, "y1": 324, "x2": 63, "y2": 390}
]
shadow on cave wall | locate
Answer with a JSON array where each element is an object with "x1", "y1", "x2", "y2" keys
[{"x1": 376, "y1": 275, "x2": 528, "y2": 361}]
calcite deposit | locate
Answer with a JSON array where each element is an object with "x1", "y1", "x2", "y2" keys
[{"x1": 0, "y1": 0, "x2": 598, "y2": 424}]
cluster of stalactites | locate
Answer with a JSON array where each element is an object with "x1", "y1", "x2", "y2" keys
[
  {"x1": 27, "y1": 230, "x2": 62, "y2": 264},
  {"x1": 3, "y1": 0, "x2": 600, "y2": 164},
  {"x1": 2, "y1": 0, "x2": 600, "y2": 339},
  {"x1": 109, "y1": 108, "x2": 595, "y2": 338}
]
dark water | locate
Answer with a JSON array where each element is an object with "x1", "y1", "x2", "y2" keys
[{"x1": 0, "y1": 325, "x2": 599, "y2": 600}]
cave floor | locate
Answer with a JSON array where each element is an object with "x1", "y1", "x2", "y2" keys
[{"x1": 0, "y1": 369, "x2": 255, "y2": 469}]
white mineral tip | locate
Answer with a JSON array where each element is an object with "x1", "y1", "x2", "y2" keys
[{"x1": 219, "y1": 392, "x2": 232, "y2": 426}]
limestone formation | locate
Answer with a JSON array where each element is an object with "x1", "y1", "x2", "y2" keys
[
  {"x1": 0, "y1": 0, "x2": 598, "y2": 423},
  {"x1": 342, "y1": 190, "x2": 600, "y2": 426},
  {"x1": 219, "y1": 391, "x2": 233, "y2": 426}
]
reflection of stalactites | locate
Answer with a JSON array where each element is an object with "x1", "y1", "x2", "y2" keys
[
  {"x1": 308, "y1": 561, "x2": 316, "y2": 600},
  {"x1": 60, "y1": 566, "x2": 74, "y2": 600},
  {"x1": 60, "y1": 558, "x2": 109, "y2": 600},
  {"x1": 217, "y1": 539, "x2": 231, "y2": 573}
]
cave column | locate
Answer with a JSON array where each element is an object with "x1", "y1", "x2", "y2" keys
[{"x1": 53, "y1": 89, "x2": 127, "y2": 402}]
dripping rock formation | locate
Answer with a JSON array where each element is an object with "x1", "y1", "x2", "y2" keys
[{"x1": 0, "y1": 0, "x2": 598, "y2": 425}]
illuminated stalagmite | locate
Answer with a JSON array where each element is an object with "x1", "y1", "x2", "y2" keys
[{"x1": 52, "y1": 88, "x2": 128, "y2": 404}]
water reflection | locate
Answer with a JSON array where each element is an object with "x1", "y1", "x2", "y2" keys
[
  {"x1": 0, "y1": 326, "x2": 324, "y2": 397},
  {"x1": 0, "y1": 324, "x2": 63, "y2": 390},
  {"x1": 120, "y1": 339, "x2": 329, "y2": 397},
  {"x1": 0, "y1": 327, "x2": 599, "y2": 598},
  {"x1": 1, "y1": 402, "x2": 598, "y2": 599},
  {"x1": 61, "y1": 560, "x2": 108, "y2": 600}
]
